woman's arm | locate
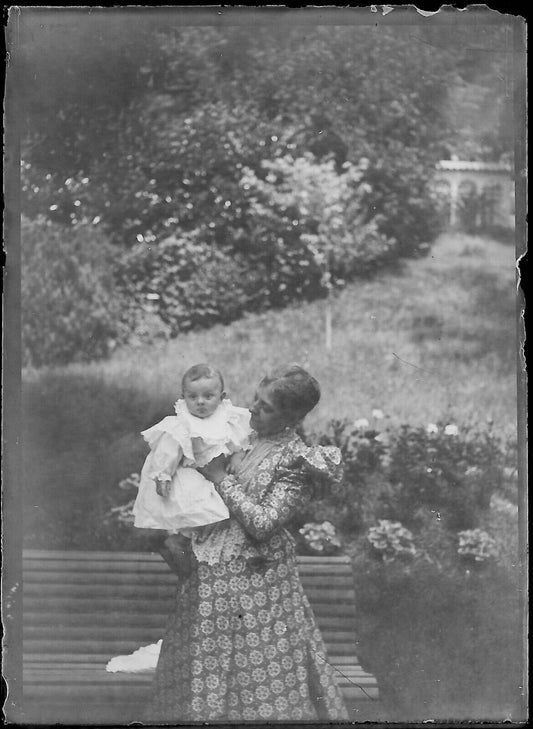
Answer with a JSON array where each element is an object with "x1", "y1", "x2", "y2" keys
[{"x1": 216, "y1": 470, "x2": 312, "y2": 541}]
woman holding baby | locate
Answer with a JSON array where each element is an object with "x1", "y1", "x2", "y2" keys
[{"x1": 146, "y1": 363, "x2": 349, "y2": 722}]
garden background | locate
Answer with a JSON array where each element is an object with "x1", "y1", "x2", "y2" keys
[{"x1": 10, "y1": 7, "x2": 526, "y2": 724}]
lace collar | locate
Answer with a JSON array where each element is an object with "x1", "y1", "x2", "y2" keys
[{"x1": 251, "y1": 426, "x2": 297, "y2": 445}]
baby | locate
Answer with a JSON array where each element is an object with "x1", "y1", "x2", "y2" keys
[{"x1": 132, "y1": 363, "x2": 251, "y2": 573}]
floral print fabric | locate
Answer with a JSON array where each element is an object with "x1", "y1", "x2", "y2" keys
[{"x1": 148, "y1": 432, "x2": 348, "y2": 722}]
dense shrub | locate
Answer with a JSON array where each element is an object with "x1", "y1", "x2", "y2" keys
[
  {"x1": 320, "y1": 415, "x2": 521, "y2": 720},
  {"x1": 20, "y1": 23, "x2": 459, "y2": 254},
  {"x1": 115, "y1": 228, "x2": 295, "y2": 336},
  {"x1": 24, "y1": 24, "x2": 509, "y2": 357},
  {"x1": 21, "y1": 216, "x2": 128, "y2": 367},
  {"x1": 386, "y1": 424, "x2": 503, "y2": 530},
  {"x1": 351, "y1": 553, "x2": 522, "y2": 720},
  {"x1": 312, "y1": 419, "x2": 509, "y2": 535},
  {"x1": 18, "y1": 20, "x2": 515, "y2": 364},
  {"x1": 105, "y1": 148, "x2": 398, "y2": 348}
]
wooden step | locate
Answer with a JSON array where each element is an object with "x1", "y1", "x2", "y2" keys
[
  {"x1": 23, "y1": 549, "x2": 352, "y2": 564},
  {"x1": 25, "y1": 611, "x2": 357, "y2": 631},
  {"x1": 24, "y1": 569, "x2": 353, "y2": 588},
  {"x1": 23, "y1": 595, "x2": 356, "y2": 619},
  {"x1": 24, "y1": 582, "x2": 357, "y2": 604},
  {"x1": 24, "y1": 637, "x2": 361, "y2": 656},
  {"x1": 24, "y1": 556, "x2": 353, "y2": 575},
  {"x1": 20, "y1": 548, "x2": 379, "y2": 717}
]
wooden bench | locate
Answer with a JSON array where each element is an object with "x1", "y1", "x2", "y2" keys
[{"x1": 22, "y1": 549, "x2": 380, "y2": 723}]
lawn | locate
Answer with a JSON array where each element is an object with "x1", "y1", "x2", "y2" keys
[{"x1": 24, "y1": 230, "x2": 518, "y2": 426}]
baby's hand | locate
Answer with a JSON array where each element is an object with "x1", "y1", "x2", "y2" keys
[{"x1": 155, "y1": 479, "x2": 171, "y2": 498}]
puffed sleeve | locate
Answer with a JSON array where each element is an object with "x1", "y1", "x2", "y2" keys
[{"x1": 217, "y1": 444, "x2": 343, "y2": 541}]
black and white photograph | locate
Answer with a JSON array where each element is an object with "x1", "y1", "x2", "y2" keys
[{"x1": 3, "y1": 6, "x2": 527, "y2": 726}]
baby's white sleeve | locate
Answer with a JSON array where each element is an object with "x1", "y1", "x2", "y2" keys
[{"x1": 146, "y1": 432, "x2": 183, "y2": 482}]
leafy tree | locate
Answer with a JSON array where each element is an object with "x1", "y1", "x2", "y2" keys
[
  {"x1": 242, "y1": 151, "x2": 392, "y2": 347},
  {"x1": 14, "y1": 12, "x2": 516, "y2": 357},
  {"x1": 18, "y1": 19, "x2": 470, "y2": 253}
]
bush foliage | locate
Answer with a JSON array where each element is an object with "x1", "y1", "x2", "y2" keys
[
  {"x1": 19, "y1": 21, "x2": 516, "y2": 364},
  {"x1": 303, "y1": 418, "x2": 522, "y2": 720},
  {"x1": 352, "y1": 554, "x2": 522, "y2": 720},
  {"x1": 21, "y1": 216, "x2": 127, "y2": 367},
  {"x1": 307, "y1": 418, "x2": 514, "y2": 538}
]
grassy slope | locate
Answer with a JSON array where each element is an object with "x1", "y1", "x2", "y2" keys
[{"x1": 25, "y1": 231, "x2": 518, "y2": 429}]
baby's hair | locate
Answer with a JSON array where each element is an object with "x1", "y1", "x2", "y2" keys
[{"x1": 182, "y1": 363, "x2": 225, "y2": 392}]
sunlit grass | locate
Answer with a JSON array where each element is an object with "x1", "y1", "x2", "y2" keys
[{"x1": 23, "y1": 232, "x2": 518, "y2": 440}]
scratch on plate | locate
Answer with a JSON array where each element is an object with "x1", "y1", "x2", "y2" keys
[
  {"x1": 315, "y1": 651, "x2": 376, "y2": 700},
  {"x1": 391, "y1": 352, "x2": 444, "y2": 378}
]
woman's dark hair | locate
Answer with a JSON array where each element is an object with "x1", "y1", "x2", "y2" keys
[{"x1": 260, "y1": 364, "x2": 320, "y2": 423}]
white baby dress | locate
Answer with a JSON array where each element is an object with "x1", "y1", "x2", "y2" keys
[{"x1": 132, "y1": 399, "x2": 251, "y2": 532}]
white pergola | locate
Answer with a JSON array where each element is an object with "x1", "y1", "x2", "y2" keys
[{"x1": 433, "y1": 159, "x2": 514, "y2": 229}]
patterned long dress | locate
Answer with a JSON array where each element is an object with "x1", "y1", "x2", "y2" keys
[{"x1": 148, "y1": 430, "x2": 349, "y2": 722}]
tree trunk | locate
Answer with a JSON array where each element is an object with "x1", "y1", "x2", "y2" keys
[{"x1": 325, "y1": 294, "x2": 332, "y2": 351}]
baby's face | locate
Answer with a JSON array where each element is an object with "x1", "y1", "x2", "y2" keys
[{"x1": 183, "y1": 377, "x2": 224, "y2": 419}]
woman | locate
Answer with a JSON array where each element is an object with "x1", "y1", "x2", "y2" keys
[{"x1": 148, "y1": 364, "x2": 349, "y2": 722}]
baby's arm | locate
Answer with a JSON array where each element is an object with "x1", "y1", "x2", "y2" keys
[{"x1": 146, "y1": 432, "x2": 183, "y2": 497}]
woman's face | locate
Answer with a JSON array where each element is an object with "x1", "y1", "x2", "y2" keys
[{"x1": 249, "y1": 384, "x2": 291, "y2": 436}]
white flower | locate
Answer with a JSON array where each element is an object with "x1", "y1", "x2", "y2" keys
[
  {"x1": 367, "y1": 519, "x2": 417, "y2": 560},
  {"x1": 374, "y1": 432, "x2": 388, "y2": 443},
  {"x1": 118, "y1": 473, "x2": 140, "y2": 490},
  {"x1": 354, "y1": 418, "x2": 370, "y2": 429},
  {"x1": 372, "y1": 409, "x2": 385, "y2": 419},
  {"x1": 300, "y1": 521, "x2": 341, "y2": 554},
  {"x1": 444, "y1": 424, "x2": 459, "y2": 436},
  {"x1": 426, "y1": 423, "x2": 439, "y2": 434},
  {"x1": 105, "y1": 500, "x2": 136, "y2": 525},
  {"x1": 457, "y1": 528, "x2": 498, "y2": 562},
  {"x1": 490, "y1": 494, "x2": 518, "y2": 515}
]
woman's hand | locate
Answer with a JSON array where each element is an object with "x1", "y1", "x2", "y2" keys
[
  {"x1": 227, "y1": 451, "x2": 246, "y2": 475},
  {"x1": 198, "y1": 454, "x2": 230, "y2": 486}
]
